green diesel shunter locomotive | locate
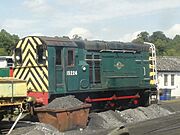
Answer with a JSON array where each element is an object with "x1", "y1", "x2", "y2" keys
[{"x1": 13, "y1": 36, "x2": 157, "y2": 109}]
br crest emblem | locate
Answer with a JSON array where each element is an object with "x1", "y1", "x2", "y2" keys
[{"x1": 115, "y1": 62, "x2": 124, "y2": 69}]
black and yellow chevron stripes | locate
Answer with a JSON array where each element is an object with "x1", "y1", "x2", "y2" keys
[{"x1": 13, "y1": 37, "x2": 49, "y2": 92}]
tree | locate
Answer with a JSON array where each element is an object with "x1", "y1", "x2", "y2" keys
[
  {"x1": 132, "y1": 31, "x2": 150, "y2": 43},
  {"x1": 132, "y1": 31, "x2": 180, "y2": 56},
  {"x1": 0, "y1": 29, "x2": 19, "y2": 55},
  {"x1": 153, "y1": 38, "x2": 168, "y2": 55},
  {"x1": 149, "y1": 31, "x2": 169, "y2": 42},
  {"x1": 169, "y1": 35, "x2": 180, "y2": 56},
  {"x1": 149, "y1": 31, "x2": 173, "y2": 55}
]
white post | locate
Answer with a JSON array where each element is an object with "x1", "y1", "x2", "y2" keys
[{"x1": 7, "y1": 111, "x2": 23, "y2": 135}]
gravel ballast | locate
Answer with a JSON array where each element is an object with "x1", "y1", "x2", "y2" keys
[
  {"x1": 10, "y1": 122, "x2": 60, "y2": 135},
  {"x1": 138, "y1": 104, "x2": 172, "y2": 119},
  {"x1": 7, "y1": 102, "x2": 176, "y2": 135},
  {"x1": 116, "y1": 108, "x2": 149, "y2": 123},
  {"x1": 115, "y1": 104, "x2": 171, "y2": 124},
  {"x1": 88, "y1": 104, "x2": 172, "y2": 128}
]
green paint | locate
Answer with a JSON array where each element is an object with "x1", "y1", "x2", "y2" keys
[
  {"x1": 0, "y1": 68, "x2": 10, "y2": 77},
  {"x1": 101, "y1": 51, "x2": 150, "y2": 89},
  {"x1": 48, "y1": 47, "x2": 65, "y2": 94},
  {"x1": 48, "y1": 46, "x2": 152, "y2": 95}
]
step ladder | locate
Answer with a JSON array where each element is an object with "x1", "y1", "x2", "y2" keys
[{"x1": 144, "y1": 42, "x2": 158, "y2": 103}]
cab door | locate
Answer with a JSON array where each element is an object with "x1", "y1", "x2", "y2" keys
[
  {"x1": 55, "y1": 47, "x2": 64, "y2": 92},
  {"x1": 48, "y1": 46, "x2": 64, "y2": 94},
  {"x1": 65, "y1": 48, "x2": 79, "y2": 91}
]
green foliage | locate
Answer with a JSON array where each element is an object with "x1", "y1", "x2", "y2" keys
[
  {"x1": 0, "y1": 29, "x2": 19, "y2": 56},
  {"x1": 132, "y1": 31, "x2": 180, "y2": 56},
  {"x1": 0, "y1": 48, "x2": 7, "y2": 55},
  {"x1": 0, "y1": 29, "x2": 179, "y2": 56}
]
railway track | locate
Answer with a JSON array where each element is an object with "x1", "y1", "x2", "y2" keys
[{"x1": 128, "y1": 112, "x2": 180, "y2": 135}]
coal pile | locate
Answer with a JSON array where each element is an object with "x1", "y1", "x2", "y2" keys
[{"x1": 45, "y1": 95, "x2": 83, "y2": 109}]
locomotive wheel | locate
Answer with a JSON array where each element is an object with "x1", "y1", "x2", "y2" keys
[{"x1": 140, "y1": 90, "x2": 151, "y2": 107}]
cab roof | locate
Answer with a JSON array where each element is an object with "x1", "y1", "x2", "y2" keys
[{"x1": 19, "y1": 36, "x2": 150, "y2": 52}]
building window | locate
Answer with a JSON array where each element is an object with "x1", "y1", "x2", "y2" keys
[
  {"x1": 15, "y1": 48, "x2": 22, "y2": 65},
  {"x1": 164, "y1": 74, "x2": 168, "y2": 86},
  {"x1": 67, "y1": 50, "x2": 74, "y2": 66},
  {"x1": 171, "y1": 74, "x2": 175, "y2": 86},
  {"x1": 56, "y1": 48, "x2": 62, "y2": 65}
]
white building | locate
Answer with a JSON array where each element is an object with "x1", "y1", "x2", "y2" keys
[{"x1": 157, "y1": 56, "x2": 180, "y2": 98}]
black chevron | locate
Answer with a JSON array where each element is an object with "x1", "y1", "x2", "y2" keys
[
  {"x1": 14, "y1": 37, "x2": 49, "y2": 92},
  {"x1": 18, "y1": 67, "x2": 28, "y2": 79},
  {"x1": 22, "y1": 39, "x2": 36, "y2": 53},
  {"x1": 29, "y1": 61, "x2": 48, "y2": 89},
  {"x1": 27, "y1": 78, "x2": 38, "y2": 92},
  {"x1": 22, "y1": 49, "x2": 36, "y2": 65},
  {"x1": 18, "y1": 38, "x2": 23, "y2": 49},
  {"x1": 24, "y1": 60, "x2": 48, "y2": 90},
  {"x1": 25, "y1": 70, "x2": 43, "y2": 91}
]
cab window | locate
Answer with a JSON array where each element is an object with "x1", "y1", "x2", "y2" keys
[
  {"x1": 15, "y1": 48, "x2": 22, "y2": 65},
  {"x1": 37, "y1": 45, "x2": 45, "y2": 64},
  {"x1": 67, "y1": 50, "x2": 74, "y2": 66},
  {"x1": 56, "y1": 48, "x2": 62, "y2": 65}
]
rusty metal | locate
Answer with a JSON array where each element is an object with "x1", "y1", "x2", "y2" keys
[{"x1": 35, "y1": 103, "x2": 91, "y2": 132}]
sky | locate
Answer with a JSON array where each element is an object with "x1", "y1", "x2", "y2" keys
[{"x1": 1, "y1": 0, "x2": 180, "y2": 41}]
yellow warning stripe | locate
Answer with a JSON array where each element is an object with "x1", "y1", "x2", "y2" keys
[
  {"x1": 23, "y1": 54, "x2": 48, "y2": 83},
  {"x1": 30, "y1": 68, "x2": 47, "y2": 91},
  {"x1": 26, "y1": 55, "x2": 48, "y2": 90},
  {"x1": 21, "y1": 38, "x2": 29, "y2": 51},
  {"x1": 16, "y1": 40, "x2": 23, "y2": 48},
  {"x1": 149, "y1": 64, "x2": 155, "y2": 69},
  {"x1": 22, "y1": 48, "x2": 37, "y2": 67},
  {"x1": 149, "y1": 57, "x2": 156, "y2": 61},
  {"x1": 15, "y1": 68, "x2": 24, "y2": 79},
  {"x1": 28, "y1": 37, "x2": 37, "y2": 49},
  {"x1": 150, "y1": 80, "x2": 156, "y2": 85},
  {"x1": 13, "y1": 68, "x2": 19, "y2": 77},
  {"x1": 34, "y1": 37, "x2": 42, "y2": 45},
  {"x1": 14, "y1": 36, "x2": 49, "y2": 92},
  {"x1": 150, "y1": 72, "x2": 156, "y2": 76},
  {"x1": 27, "y1": 72, "x2": 42, "y2": 92},
  {"x1": 21, "y1": 68, "x2": 29, "y2": 80}
]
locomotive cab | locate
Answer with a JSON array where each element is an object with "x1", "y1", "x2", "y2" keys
[{"x1": 47, "y1": 41, "x2": 89, "y2": 93}]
